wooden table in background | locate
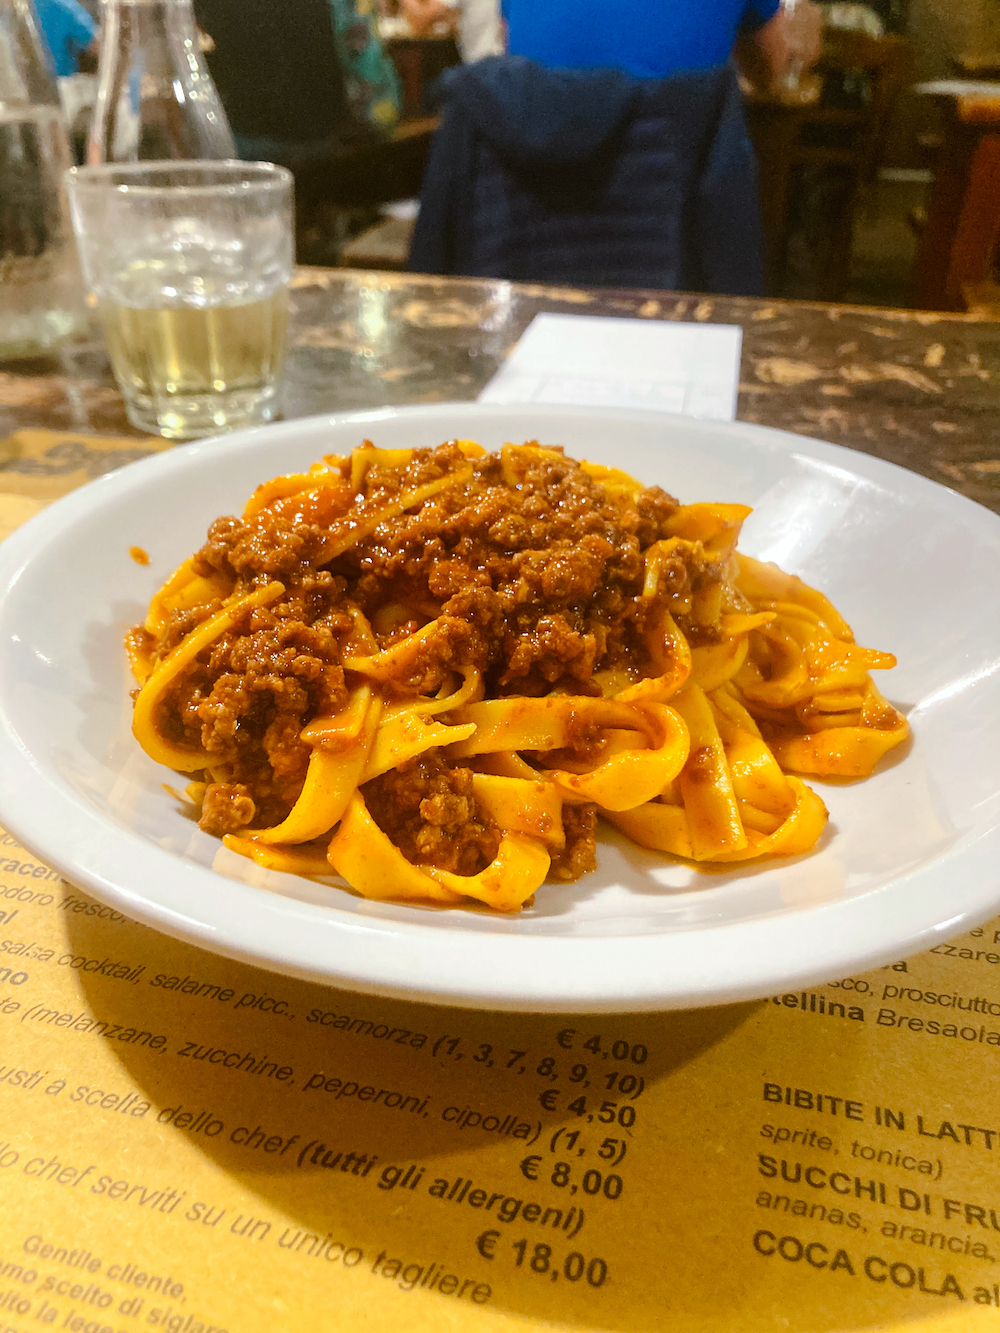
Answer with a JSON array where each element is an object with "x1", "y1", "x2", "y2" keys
[
  {"x1": 913, "y1": 91, "x2": 1000, "y2": 312},
  {"x1": 1, "y1": 270, "x2": 999, "y2": 515}
]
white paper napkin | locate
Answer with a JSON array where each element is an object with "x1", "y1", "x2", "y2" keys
[{"x1": 479, "y1": 313, "x2": 742, "y2": 421}]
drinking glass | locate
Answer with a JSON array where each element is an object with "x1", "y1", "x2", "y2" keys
[{"x1": 65, "y1": 160, "x2": 293, "y2": 439}]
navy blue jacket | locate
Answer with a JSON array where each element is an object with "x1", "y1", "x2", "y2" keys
[{"x1": 408, "y1": 56, "x2": 765, "y2": 296}]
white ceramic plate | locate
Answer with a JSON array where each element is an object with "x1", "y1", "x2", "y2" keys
[{"x1": 1, "y1": 404, "x2": 999, "y2": 1012}]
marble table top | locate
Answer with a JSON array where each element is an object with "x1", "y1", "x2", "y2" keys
[{"x1": 2, "y1": 269, "x2": 998, "y2": 514}]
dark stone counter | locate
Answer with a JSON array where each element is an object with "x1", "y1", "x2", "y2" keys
[{"x1": 2, "y1": 269, "x2": 998, "y2": 513}]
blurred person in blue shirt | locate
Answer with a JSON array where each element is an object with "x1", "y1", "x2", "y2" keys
[
  {"x1": 33, "y1": 0, "x2": 97, "y2": 77},
  {"x1": 502, "y1": 0, "x2": 820, "y2": 86}
]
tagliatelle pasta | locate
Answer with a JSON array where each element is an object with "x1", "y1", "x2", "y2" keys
[{"x1": 126, "y1": 441, "x2": 908, "y2": 912}]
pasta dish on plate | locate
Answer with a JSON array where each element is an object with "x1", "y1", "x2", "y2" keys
[{"x1": 126, "y1": 440, "x2": 907, "y2": 912}]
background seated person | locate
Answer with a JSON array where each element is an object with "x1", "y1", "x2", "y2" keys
[
  {"x1": 502, "y1": 0, "x2": 821, "y2": 90},
  {"x1": 394, "y1": 0, "x2": 503, "y2": 61},
  {"x1": 33, "y1": 0, "x2": 97, "y2": 78}
]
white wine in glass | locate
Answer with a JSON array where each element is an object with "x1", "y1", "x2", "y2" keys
[
  {"x1": 65, "y1": 161, "x2": 293, "y2": 439},
  {"x1": 98, "y1": 285, "x2": 288, "y2": 439}
]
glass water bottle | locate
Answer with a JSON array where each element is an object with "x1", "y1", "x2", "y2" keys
[
  {"x1": 86, "y1": 0, "x2": 235, "y2": 163},
  {"x1": 0, "y1": 0, "x2": 87, "y2": 358}
]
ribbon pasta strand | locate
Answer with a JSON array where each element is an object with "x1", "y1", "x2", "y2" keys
[{"x1": 128, "y1": 441, "x2": 907, "y2": 910}]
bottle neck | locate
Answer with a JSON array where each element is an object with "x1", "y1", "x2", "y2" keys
[
  {"x1": 89, "y1": 0, "x2": 235, "y2": 161},
  {"x1": 98, "y1": 0, "x2": 202, "y2": 84}
]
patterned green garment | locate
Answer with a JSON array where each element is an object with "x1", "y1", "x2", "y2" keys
[{"x1": 327, "y1": 0, "x2": 401, "y2": 130}]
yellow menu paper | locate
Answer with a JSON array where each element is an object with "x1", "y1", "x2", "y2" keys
[
  {"x1": 3, "y1": 445, "x2": 1000, "y2": 1333},
  {"x1": 2, "y1": 833, "x2": 1000, "y2": 1333}
]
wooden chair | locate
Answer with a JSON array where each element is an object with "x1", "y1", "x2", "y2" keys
[
  {"x1": 912, "y1": 96, "x2": 1000, "y2": 311},
  {"x1": 747, "y1": 30, "x2": 913, "y2": 300},
  {"x1": 291, "y1": 117, "x2": 438, "y2": 212},
  {"x1": 290, "y1": 118, "x2": 438, "y2": 267}
]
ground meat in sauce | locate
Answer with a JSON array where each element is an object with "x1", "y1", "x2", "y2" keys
[
  {"x1": 363, "y1": 754, "x2": 501, "y2": 878},
  {"x1": 200, "y1": 782, "x2": 256, "y2": 836},
  {"x1": 550, "y1": 804, "x2": 599, "y2": 881},
  {"x1": 133, "y1": 442, "x2": 720, "y2": 884}
]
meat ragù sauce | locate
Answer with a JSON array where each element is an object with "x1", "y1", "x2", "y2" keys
[{"x1": 127, "y1": 439, "x2": 907, "y2": 910}]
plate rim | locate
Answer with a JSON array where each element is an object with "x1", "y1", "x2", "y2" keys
[{"x1": 1, "y1": 401, "x2": 999, "y2": 1013}]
